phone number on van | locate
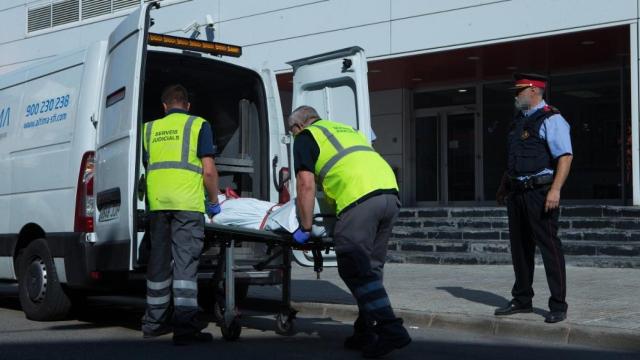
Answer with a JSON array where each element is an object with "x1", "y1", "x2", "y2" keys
[{"x1": 25, "y1": 95, "x2": 71, "y2": 117}]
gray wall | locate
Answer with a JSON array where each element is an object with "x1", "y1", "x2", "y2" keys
[
  {"x1": 1, "y1": 0, "x2": 639, "y2": 73},
  {"x1": 370, "y1": 89, "x2": 409, "y2": 203}
]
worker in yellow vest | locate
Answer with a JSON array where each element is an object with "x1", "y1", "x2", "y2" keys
[
  {"x1": 289, "y1": 106, "x2": 411, "y2": 358},
  {"x1": 141, "y1": 84, "x2": 220, "y2": 345}
]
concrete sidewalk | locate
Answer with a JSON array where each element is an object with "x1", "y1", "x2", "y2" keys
[{"x1": 251, "y1": 264, "x2": 640, "y2": 351}]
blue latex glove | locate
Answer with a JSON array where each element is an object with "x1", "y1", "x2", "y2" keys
[
  {"x1": 205, "y1": 201, "x2": 221, "y2": 218},
  {"x1": 292, "y1": 226, "x2": 311, "y2": 244}
]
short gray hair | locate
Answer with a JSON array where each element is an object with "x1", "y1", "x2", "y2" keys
[{"x1": 288, "y1": 105, "x2": 320, "y2": 128}]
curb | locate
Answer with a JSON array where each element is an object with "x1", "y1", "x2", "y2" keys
[{"x1": 291, "y1": 301, "x2": 640, "y2": 352}]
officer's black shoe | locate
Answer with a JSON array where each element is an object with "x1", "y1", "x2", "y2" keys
[
  {"x1": 142, "y1": 326, "x2": 172, "y2": 339},
  {"x1": 544, "y1": 311, "x2": 567, "y2": 323},
  {"x1": 361, "y1": 334, "x2": 412, "y2": 358},
  {"x1": 172, "y1": 331, "x2": 214, "y2": 346},
  {"x1": 344, "y1": 332, "x2": 375, "y2": 351},
  {"x1": 494, "y1": 301, "x2": 533, "y2": 316}
]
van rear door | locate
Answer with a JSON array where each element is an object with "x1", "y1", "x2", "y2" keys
[
  {"x1": 287, "y1": 47, "x2": 372, "y2": 266},
  {"x1": 260, "y1": 67, "x2": 289, "y2": 203},
  {"x1": 94, "y1": 3, "x2": 157, "y2": 271},
  {"x1": 288, "y1": 47, "x2": 372, "y2": 140}
]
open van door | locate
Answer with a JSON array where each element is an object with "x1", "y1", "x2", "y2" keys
[
  {"x1": 94, "y1": 3, "x2": 157, "y2": 271},
  {"x1": 259, "y1": 67, "x2": 289, "y2": 204},
  {"x1": 287, "y1": 47, "x2": 372, "y2": 266},
  {"x1": 288, "y1": 47, "x2": 372, "y2": 139}
]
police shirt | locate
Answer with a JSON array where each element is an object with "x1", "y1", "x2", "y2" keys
[{"x1": 519, "y1": 100, "x2": 572, "y2": 179}]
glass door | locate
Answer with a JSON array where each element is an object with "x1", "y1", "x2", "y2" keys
[
  {"x1": 446, "y1": 112, "x2": 476, "y2": 201},
  {"x1": 414, "y1": 108, "x2": 480, "y2": 204},
  {"x1": 415, "y1": 114, "x2": 440, "y2": 203}
]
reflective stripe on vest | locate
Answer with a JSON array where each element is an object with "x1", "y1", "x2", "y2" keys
[
  {"x1": 144, "y1": 113, "x2": 206, "y2": 212},
  {"x1": 305, "y1": 120, "x2": 398, "y2": 214},
  {"x1": 311, "y1": 124, "x2": 376, "y2": 184},
  {"x1": 145, "y1": 116, "x2": 202, "y2": 174}
]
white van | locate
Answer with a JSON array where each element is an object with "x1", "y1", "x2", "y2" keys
[{"x1": 0, "y1": 2, "x2": 372, "y2": 321}]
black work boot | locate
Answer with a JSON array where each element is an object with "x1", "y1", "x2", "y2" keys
[
  {"x1": 362, "y1": 319, "x2": 411, "y2": 358},
  {"x1": 142, "y1": 325, "x2": 172, "y2": 339},
  {"x1": 344, "y1": 332, "x2": 376, "y2": 351},
  {"x1": 344, "y1": 316, "x2": 375, "y2": 351}
]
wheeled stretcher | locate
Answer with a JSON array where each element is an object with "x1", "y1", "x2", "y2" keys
[{"x1": 204, "y1": 222, "x2": 334, "y2": 340}]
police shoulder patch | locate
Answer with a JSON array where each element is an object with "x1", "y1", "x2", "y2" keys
[{"x1": 543, "y1": 104, "x2": 560, "y2": 114}]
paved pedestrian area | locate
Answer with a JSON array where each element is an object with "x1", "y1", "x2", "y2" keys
[{"x1": 251, "y1": 263, "x2": 640, "y2": 349}]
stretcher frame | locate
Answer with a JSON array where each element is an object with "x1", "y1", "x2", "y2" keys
[{"x1": 204, "y1": 222, "x2": 333, "y2": 340}]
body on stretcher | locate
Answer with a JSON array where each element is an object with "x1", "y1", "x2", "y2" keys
[
  {"x1": 203, "y1": 217, "x2": 334, "y2": 341},
  {"x1": 206, "y1": 193, "x2": 337, "y2": 238}
]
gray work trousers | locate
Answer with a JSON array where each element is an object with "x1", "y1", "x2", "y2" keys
[
  {"x1": 334, "y1": 193, "x2": 407, "y2": 340},
  {"x1": 141, "y1": 210, "x2": 206, "y2": 336}
]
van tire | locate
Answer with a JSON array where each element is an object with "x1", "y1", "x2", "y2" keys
[{"x1": 17, "y1": 239, "x2": 72, "y2": 321}]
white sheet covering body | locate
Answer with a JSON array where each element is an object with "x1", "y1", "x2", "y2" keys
[{"x1": 207, "y1": 195, "x2": 335, "y2": 237}]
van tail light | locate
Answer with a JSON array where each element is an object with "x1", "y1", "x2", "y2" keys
[
  {"x1": 278, "y1": 167, "x2": 291, "y2": 204},
  {"x1": 74, "y1": 151, "x2": 95, "y2": 233}
]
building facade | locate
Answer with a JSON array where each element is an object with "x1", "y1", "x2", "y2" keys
[{"x1": 1, "y1": 0, "x2": 639, "y2": 206}]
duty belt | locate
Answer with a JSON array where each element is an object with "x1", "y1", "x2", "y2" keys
[{"x1": 509, "y1": 174, "x2": 553, "y2": 191}]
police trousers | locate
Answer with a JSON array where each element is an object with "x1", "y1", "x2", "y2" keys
[
  {"x1": 334, "y1": 193, "x2": 407, "y2": 340},
  {"x1": 141, "y1": 210, "x2": 206, "y2": 336},
  {"x1": 507, "y1": 186, "x2": 568, "y2": 312}
]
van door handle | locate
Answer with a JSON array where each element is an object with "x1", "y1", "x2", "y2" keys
[
  {"x1": 272, "y1": 156, "x2": 280, "y2": 190},
  {"x1": 97, "y1": 188, "x2": 121, "y2": 210}
]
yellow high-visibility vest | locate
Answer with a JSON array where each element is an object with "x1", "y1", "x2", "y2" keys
[
  {"x1": 304, "y1": 119, "x2": 398, "y2": 214},
  {"x1": 143, "y1": 113, "x2": 206, "y2": 212}
]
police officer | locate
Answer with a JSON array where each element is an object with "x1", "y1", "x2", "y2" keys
[
  {"x1": 141, "y1": 84, "x2": 221, "y2": 344},
  {"x1": 495, "y1": 74, "x2": 573, "y2": 323},
  {"x1": 289, "y1": 106, "x2": 411, "y2": 358}
]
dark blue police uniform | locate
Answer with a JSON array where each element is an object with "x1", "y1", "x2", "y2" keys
[{"x1": 498, "y1": 74, "x2": 573, "y2": 322}]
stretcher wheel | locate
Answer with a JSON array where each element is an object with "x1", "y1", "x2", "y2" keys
[
  {"x1": 275, "y1": 312, "x2": 295, "y2": 335},
  {"x1": 213, "y1": 294, "x2": 225, "y2": 321},
  {"x1": 221, "y1": 319, "x2": 241, "y2": 341}
]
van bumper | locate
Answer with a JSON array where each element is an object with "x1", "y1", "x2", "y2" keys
[{"x1": 47, "y1": 232, "x2": 130, "y2": 289}]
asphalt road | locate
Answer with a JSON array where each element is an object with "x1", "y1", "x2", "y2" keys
[{"x1": 0, "y1": 284, "x2": 637, "y2": 360}]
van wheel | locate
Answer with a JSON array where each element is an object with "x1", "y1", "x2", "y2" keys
[{"x1": 17, "y1": 239, "x2": 72, "y2": 321}]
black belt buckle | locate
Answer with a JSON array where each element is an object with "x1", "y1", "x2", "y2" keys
[
  {"x1": 523, "y1": 177, "x2": 535, "y2": 190},
  {"x1": 510, "y1": 177, "x2": 534, "y2": 191}
]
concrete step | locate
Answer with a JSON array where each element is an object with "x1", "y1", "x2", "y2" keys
[
  {"x1": 394, "y1": 217, "x2": 640, "y2": 231},
  {"x1": 389, "y1": 238, "x2": 640, "y2": 257},
  {"x1": 387, "y1": 250, "x2": 640, "y2": 268},
  {"x1": 398, "y1": 206, "x2": 640, "y2": 220},
  {"x1": 391, "y1": 206, "x2": 640, "y2": 268},
  {"x1": 387, "y1": 250, "x2": 512, "y2": 265},
  {"x1": 391, "y1": 229, "x2": 640, "y2": 243}
]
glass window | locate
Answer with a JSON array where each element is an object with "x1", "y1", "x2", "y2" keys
[
  {"x1": 415, "y1": 115, "x2": 439, "y2": 202},
  {"x1": 482, "y1": 81, "x2": 513, "y2": 200},
  {"x1": 550, "y1": 70, "x2": 627, "y2": 200},
  {"x1": 414, "y1": 87, "x2": 475, "y2": 108}
]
